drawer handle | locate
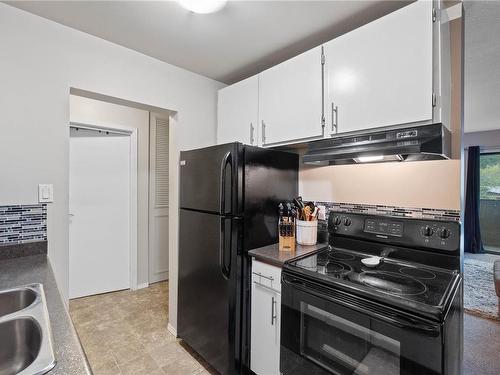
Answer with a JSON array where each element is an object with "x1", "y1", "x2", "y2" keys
[
  {"x1": 253, "y1": 280, "x2": 279, "y2": 294},
  {"x1": 252, "y1": 271, "x2": 274, "y2": 281}
]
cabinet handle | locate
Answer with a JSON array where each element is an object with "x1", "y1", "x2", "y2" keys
[
  {"x1": 250, "y1": 122, "x2": 254, "y2": 145},
  {"x1": 271, "y1": 296, "x2": 277, "y2": 325},
  {"x1": 261, "y1": 120, "x2": 266, "y2": 144},
  {"x1": 253, "y1": 280, "x2": 280, "y2": 294},
  {"x1": 331, "y1": 103, "x2": 338, "y2": 134},
  {"x1": 252, "y1": 271, "x2": 274, "y2": 281},
  {"x1": 321, "y1": 46, "x2": 325, "y2": 131}
]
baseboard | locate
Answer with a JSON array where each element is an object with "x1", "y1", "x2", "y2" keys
[
  {"x1": 167, "y1": 322, "x2": 177, "y2": 337},
  {"x1": 136, "y1": 282, "x2": 149, "y2": 290},
  {"x1": 149, "y1": 271, "x2": 169, "y2": 284}
]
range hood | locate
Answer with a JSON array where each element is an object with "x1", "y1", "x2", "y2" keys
[{"x1": 302, "y1": 123, "x2": 451, "y2": 165}]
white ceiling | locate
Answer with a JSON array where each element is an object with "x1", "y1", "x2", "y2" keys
[{"x1": 5, "y1": 0, "x2": 409, "y2": 84}]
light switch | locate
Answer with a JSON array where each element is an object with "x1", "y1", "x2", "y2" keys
[{"x1": 38, "y1": 184, "x2": 54, "y2": 203}]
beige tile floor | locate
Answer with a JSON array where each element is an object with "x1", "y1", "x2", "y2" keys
[{"x1": 70, "y1": 282, "x2": 217, "y2": 375}]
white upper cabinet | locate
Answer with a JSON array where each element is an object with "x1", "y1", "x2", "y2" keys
[
  {"x1": 325, "y1": 0, "x2": 434, "y2": 135},
  {"x1": 258, "y1": 46, "x2": 324, "y2": 146},
  {"x1": 217, "y1": 75, "x2": 259, "y2": 145}
]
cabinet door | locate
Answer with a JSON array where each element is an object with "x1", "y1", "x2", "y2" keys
[
  {"x1": 251, "y1": 272, "x2": 281, "y2": 375},
  {"x1": 259, "y1": 46, "x2": 324, "y2": 146},
  {"x1": 325, "y1": 0, "x2": 433, "y2": 134},
  {"x1": 217, "y1": 75, "x2": 258, "y2": 145}
]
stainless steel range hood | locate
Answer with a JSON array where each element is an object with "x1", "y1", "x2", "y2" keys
[{"x1": 302, "y1": 123, "x2": 451, "y2": 165}]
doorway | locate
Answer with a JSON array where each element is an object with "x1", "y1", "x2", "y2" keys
[
  {"x1": 68, "y1": 94, "x2": 171, "y2": 300},
  {"x1": 69, "y1": 125, "x2": 136, "y2": 298}
]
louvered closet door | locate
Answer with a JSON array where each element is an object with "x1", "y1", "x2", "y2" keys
[{"x1": 149, "y1": 113, "x2": 169, "y2": 283}]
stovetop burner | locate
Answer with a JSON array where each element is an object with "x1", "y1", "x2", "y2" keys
[
  {"x1": 358, "y1": 271, "x2": 427, "y2": 296},
  {"x1": 288, "y1": 246, "x2": 458, "y2": 310},
  {"x1": 399, "y1": 267, "x2": 437, "y2": 280},
  {"x1": 317, "y1": 260, "x2": 352, "y2": 276},
  {"x1": 328, "y1": 252, "x2": 355, "y2": 261}
]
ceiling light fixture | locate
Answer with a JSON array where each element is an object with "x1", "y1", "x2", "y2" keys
[{"x1": 177, "y1": 0, "x2": 227, "y2": 14}]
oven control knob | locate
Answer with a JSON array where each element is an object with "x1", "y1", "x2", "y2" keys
[
  {"x1": 438, "y1": 228, "x2": 451, "y2": 239},
  {"x1": 343, "y1": 217, "x2": 352, "y2": 226},
  {"x1": 333, "y1": 216, "x2": 342, "y2": 226},
  {"x1": 422, "y1": 226, "x2": 434, "y2": 237}
]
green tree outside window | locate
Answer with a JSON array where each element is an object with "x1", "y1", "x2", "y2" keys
[{"x1": 480, "y1": 153, "x2": 500, "y2": 200}]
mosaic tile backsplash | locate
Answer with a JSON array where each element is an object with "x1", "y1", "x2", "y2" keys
[
  {"x1": 312, "y1": 201, "x2": 460, "y2": 242},
  {"x1": 315, "y1": 201, "x2": 461, "y2": 222},
  {"x1": 0, "y1": 204, "x2": 47, "y2": 245}
]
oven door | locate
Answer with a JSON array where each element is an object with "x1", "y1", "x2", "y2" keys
[{"x1": 280, "y1": 273, "x2": 443, "y2": 375}]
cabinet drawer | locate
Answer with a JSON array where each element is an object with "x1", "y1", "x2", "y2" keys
[{"x1": 252, "y1": 259, "x2": 281, "y2": 293}]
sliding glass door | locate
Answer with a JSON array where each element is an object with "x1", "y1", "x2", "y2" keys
[{"x1": 480, "y1": 152, "x2": 500, "y2": 254}]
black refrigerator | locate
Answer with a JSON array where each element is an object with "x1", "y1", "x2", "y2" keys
[{"x1": 178, "y1": 142, "x2": 298, "y2": 375}]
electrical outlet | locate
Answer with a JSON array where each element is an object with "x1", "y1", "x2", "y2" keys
[{"x1": 318, "y1": 205, "x2": 326, "y2": 220}]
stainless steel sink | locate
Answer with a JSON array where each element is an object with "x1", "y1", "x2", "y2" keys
[
  {"x1": 0, "y1": 288, "x2": 37, "y2": 317},
  {"x1": 0, "y1": 285, "x2": 56, "y2": 375},
  {"x1": 0, "y1": 318, "x2": 41, "y2": 374}
]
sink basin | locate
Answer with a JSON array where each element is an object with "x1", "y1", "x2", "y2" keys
[
  {"x1": 0, "y1": 318, "x2": 41, "y2": 375},
  {"x1": 0, "y1": 284, "x2": 55, "y2": 375},
  {"x1": 0, "y1": 288, "x2": 37, "y2": 317}
]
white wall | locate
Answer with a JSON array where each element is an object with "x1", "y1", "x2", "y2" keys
[
  {"x1": 69, "y1": 95, "x2": 151, "y2": 288},
  {"x1": 463, "y1": 129, "x2": 500, "y2": 150},
  {"x1": 464, "y1": 1, "x2": 500, "y2": 133},
  {"x1": 0, "y1": 3, "x2": 225, "y2": 334}
]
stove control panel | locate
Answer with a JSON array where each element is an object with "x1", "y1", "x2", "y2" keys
[
  {"x1": 328, "y1": 212, "x2": 460, "y2": 253},
  {"x1": 365, "y1": 218, "x2": 403, "y2": 237}
]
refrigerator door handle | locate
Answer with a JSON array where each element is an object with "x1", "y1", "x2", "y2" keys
[
  {"x1": 219, "y1": 217, "x2": 231, "y2": 280},
  {"x1": 219, "y1": 151, "x2": 232, "y2": 215}
]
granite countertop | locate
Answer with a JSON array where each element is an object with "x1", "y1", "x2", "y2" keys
[
  {"x1": 249, "y1": 242, "x2": 328, "y2": 267},
  {"x1": 0, "y1": 255, "x2": 92, "y2": 375}
]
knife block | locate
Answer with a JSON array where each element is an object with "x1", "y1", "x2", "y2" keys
[
  {"x1": 279, "y1": 221, "x2": 296, "y2": 252},
  {"x1": 279, "y1": 235, "x2": 296, "y2": 252}
]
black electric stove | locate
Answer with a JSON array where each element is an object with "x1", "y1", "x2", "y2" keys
[
  {"x1": 286, "y1": 242, "x2": 460, "y2": 321},
  {"x1": 281, "y1": 212, "x2": 462, "y2": 375}
]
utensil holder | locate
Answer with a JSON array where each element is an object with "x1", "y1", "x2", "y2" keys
[{"x1": 296, "y1": 220, "x2": 318, "y2": 246}]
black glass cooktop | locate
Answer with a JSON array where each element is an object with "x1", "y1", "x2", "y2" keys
[{"x1": 286, "y1": 246, "x2": 459, "y2": 311}]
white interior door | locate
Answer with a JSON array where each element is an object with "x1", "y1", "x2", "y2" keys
[
  {"x1": 149, "y1": 113, "x2": 169, "y2": 283},
  {"x1": 69, "y1": 129, "x2": 131, "y2": 299}
]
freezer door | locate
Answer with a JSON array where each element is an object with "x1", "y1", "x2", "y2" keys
[
  {"x1": 179, "y1": 143, "x2": 241, "y2": 215},
  {"x1": 243, "y1": 147, "x2": 298, "y2": 251},
  {"x1": 178, "y1": 209, "x2": 241, "y2": 375}
]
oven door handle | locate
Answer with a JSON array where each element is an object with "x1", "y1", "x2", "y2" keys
[
  {"x1": 384, "y1": 313, "x2": 441, "y2": 337},
  {"x1": 282, "y1": 276, "x2": 441, "y2": 338}
]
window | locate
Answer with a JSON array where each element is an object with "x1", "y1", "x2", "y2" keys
[{"x1": 479, "y1": 153, "x2": 500, "y2": 253}]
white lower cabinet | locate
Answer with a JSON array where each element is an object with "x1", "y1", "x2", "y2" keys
[{"x1": 251, "y1": 259, "x2": 281, "y2": 375}]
